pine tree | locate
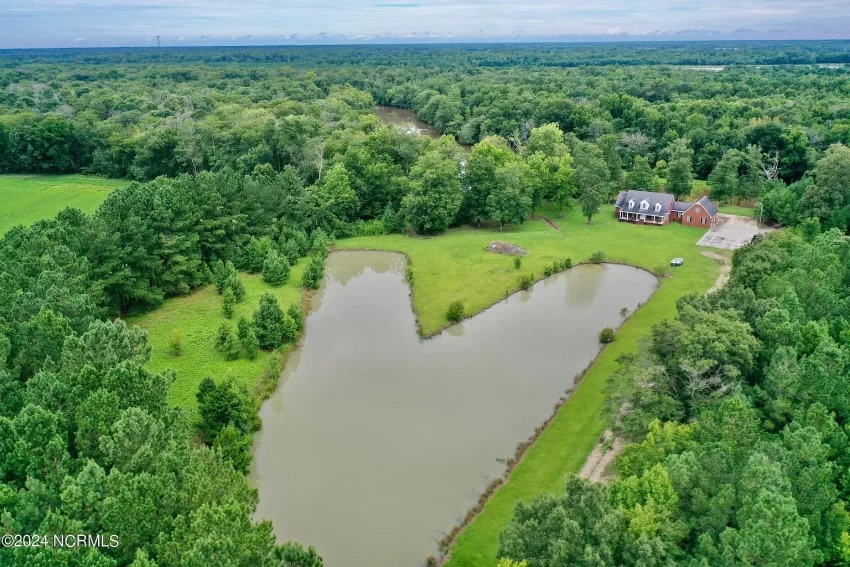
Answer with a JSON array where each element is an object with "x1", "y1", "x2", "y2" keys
[
  {"x1": 222, "y1": 287, "x2": 236, "y2": 318},
  {"x1": 253, "y1": 292, "x2": 286, "y2": 349},
  {"x1": 287, "y1": 303, "x2": 303, "y2": 331},
  {"x1": 281, "y1": 314, "x2": 299, "y2": 344},
  {"x1": 262, "y1": 249, "x2": 290, "y2": 286}
]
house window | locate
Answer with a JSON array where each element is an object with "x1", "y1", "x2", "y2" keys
[
  {"x1": 628, "y1": 199, "x2": 635, "y2": 209},
  {"x1": 686, "y1": 216, "x2": 692, "y2": 223},
  {"x1": 695, "y1": 206, "x2": 701, "y2": 213},
  {"x1": 640, "y1": 200, "x2": 649, "y2": 210},
  {"x1": 678, "y1": 212, "x2": 683, "y2": 218},
  {"x1": 654, "y1": 203, "x2": 662, "y2": 212},
  {"x1": 701, "y1": 217, "x2": 707, "y2": 225}
]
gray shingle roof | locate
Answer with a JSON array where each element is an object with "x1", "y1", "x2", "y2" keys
[
  {"x1": 697, "y1": 195, "x2": 719, "y2": 217},
  {"x1": 671, "y1": 201, "x2": 692, "y2": 212},
  {"x1": 615, "y1": 190, "x2": 675, "y2": 216}
]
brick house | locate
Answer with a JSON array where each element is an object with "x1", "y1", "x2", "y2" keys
[{"x1": 614, "y1": 190, "x2": 718, "y2": 227}]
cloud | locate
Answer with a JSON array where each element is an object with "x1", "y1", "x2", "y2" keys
[{"x1": 1, "y1": 0, "x2": 849, "y2": 47}]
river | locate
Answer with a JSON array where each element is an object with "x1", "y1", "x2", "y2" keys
[{"x1": 251, "y1": 251, "x2": 657, "y2": 566}]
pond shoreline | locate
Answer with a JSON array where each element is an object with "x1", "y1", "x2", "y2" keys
[
  {"x1": 331, "y1": 246, "x2": 660, "y2": 565},
  {"x1": 252, "y1": 250, "x2": 657, "y2": 566}
]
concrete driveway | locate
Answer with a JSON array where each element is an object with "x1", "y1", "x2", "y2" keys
[{"x1": 696, "y1": 214, "x2": 775, "y2": 250}]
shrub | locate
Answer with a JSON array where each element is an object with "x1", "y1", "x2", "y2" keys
[
  {"x1": 196, "y1": 377, "x2": 252, "y2": 442},
  {"x1": 653, "y1": 264, "x2": 671, "y2": 278},
  {"x1": 563, "y1": 258, "x2": 573, "y2": 269},
  {"x1": 446, "y1": 300, "x2": 465, "y2": 323},
  {"x1": 543, "y1": 265, "x2": 553, "y2": 277},
  {"x1": 253, "y1": 292, "x2": 286, "y2": 349},
  {"x1": 406, "y1": 265, "x2": 414, "y2": 284},
  {"x1": 213, "y1": 424, "x2": 253, "y2": 473},
  {"x1": 287, "y1": 303, "x2": 303, "y2": 331},
  {"x1": 599, "y1": 327, "x2": 615, "y2": 343},
  {"x1": 222, "y1": 271, "x2": 246, "y2": 302},
  {"x1": 518, "y1": 274, "x2": 534, "y2": 291},
  {"x1": 222, "y1": 287, "x2": 236, "y2": 318},
  {"x1": 168, "y1": 333, "x2": 183, "y2": 357},
  {"x1": 214, "y1": 260, "x2": 238, "y2": 294},
  {"x1": 619, "y1": 307, "x2": 629, "y2": 319},
  {"x1": 281, "y1": 238, "x2": 301, "y2": 264},
  {"x1": 262, "y1": 249, "x2": 291, "y2": 286},
  {"x1": 310, "y1": 228, "x2": 330, "y2": 257},
  {"x1": 243, "y1": 236, "x2": 274, "y2": 273},
  {"x1": 215, "y1": 323, "x2": 240, "y2": 360},
  {"x1": 590, "y1": 251, "x2": 607, "y2": 264},
  {"x1": 514, "y1": 257, "x2": 522, "y2": 270},
  {"x1": 242, "y1": 328, "x2": 259, "y2": 360},
  {"x1": 301, "y1": 254, "x2": 326, "y2": 290},
  {"x1": 281, "y1": 314, "x2": 299, "y2": 344}
]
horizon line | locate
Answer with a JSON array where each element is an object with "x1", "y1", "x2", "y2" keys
[{"x1": 2, "y1": 37, "x2": 850, "y2": 52}]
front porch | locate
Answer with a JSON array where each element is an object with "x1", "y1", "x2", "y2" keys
[{"x1": 618, "y1": 211, "x2": 666, "y2": 225}]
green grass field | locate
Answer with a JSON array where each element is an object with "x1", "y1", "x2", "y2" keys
[
  {"x1": 127, "y1": 262, "x2": 306, "y2": 417},
  {"x1": 717, "y1": 203, "x2": 755, "y2": 217},
  {"x1": 338, "y1": 204, "x2": 720, "y2": 566},
  {"x1": 0, "y1": 174, "x2": 125, "y2": 235}
]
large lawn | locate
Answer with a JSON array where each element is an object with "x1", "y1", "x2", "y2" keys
[
  {"x1": 127, "y1": 263, "x2": 306, "y2": 417},
  {"x1": 338, "y1": 204, "x2": 720, "y2": 566},
  {"x1": 0, "y1": 174, "x2": 125, "y2": 235}
]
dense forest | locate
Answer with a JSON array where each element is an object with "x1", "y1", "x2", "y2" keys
[
  {"x1": 2, "y1": 42, "x2": 850, "y2": 566},
  {"x1": 1, "y1": 43, "x2": 850, "y2": 230}
]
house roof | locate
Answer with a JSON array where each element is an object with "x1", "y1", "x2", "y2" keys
[
  {"x1": 697, "y1": 195, "x2": 719, "y2": 217},
  {"x1": 672, "y1": 196, "x2": 719, "y2": 217},
  {"x1": 615, "y1": 190, "x2": 675, "y2": 215}
]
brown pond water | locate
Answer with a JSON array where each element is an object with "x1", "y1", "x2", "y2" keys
[
  {"x1": 375, "y1": 105, "x2": 441, "y2": 139},
  {"x1": 250, "y1": 251, "x2": 657, "y2": 566},
  {"x1": 374, "y1": 105, "x2": 471, "y2": 152}
]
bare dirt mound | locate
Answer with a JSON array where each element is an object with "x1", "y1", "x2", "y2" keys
[
  {"x1": 580, "y1": 429, "x2": 622, "y2": 484},
  {"x1": 487, "y1": 241, "x2": 526, "y2": 256}
]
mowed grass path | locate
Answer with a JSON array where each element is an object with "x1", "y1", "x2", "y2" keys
[
  {"x1": 339, "y1": 204, "x2": 720, "y2": 567},
  {"x1": 0, "y1": 174, "x2": 125, "y2": 235},
  {"x1": 128, "y1": 263, "x2": 305, "y2": 418}
]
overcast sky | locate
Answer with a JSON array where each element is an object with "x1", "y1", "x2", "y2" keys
[{"x1": 2, "y1": 0, "x2": 849, "y2": 48}]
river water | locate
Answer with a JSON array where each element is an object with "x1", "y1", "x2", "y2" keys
[{"x1": 251, "y1": 251, "x2": 657, "y2": 566}]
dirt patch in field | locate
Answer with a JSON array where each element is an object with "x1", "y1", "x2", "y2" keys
[
  {"x1": 579, "y1": 429, "x2": 622, "y2": 483},
  {"x1": 487, "y1": 241, "x2": 527, "y2": 256}
]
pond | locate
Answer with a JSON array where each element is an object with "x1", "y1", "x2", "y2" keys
[
  {"x1": 375, "y1": 105, "x2": 442, "y2": 140},
  {"x1": 250, "y1": 251, "x2": 657, "y2": 566},
  {"x1": 374, "y1": 105, "x2": 472, "y2": 152}
]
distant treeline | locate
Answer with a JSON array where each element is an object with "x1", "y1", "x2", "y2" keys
[{"x1": 2, "y1": 40, "x2": 850, "y2": 67}]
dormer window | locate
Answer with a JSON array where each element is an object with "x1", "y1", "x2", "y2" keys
[
  {"x1": 654, "y1": 203, "x2": 662, "y2": 212},
  {"x1": 640, "y1": 200, "x2": 649, "y2": 211},
  {"x1": 695, "y1": 206, "x2": 701, "y2": 213},
  {"x1": 628, "y1": 199, "x2": 635, "y2": 209}
]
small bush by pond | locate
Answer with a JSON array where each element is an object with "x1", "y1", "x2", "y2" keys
[
  {"x1": 514, "y1": 257, "x2": 522, "y2": 270},
  {"x1": 590, "y1": 251, "x2": 607, "y2": 264},
  {"x1": 599, "y1": 327, "x2": 615, "y2": 343},
  {"x1": 518, "y1": 274, "x2": 534, "y2": 291},
  {"x1": 446, "y1": 300, "x2": 465, "y2": 323}
]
